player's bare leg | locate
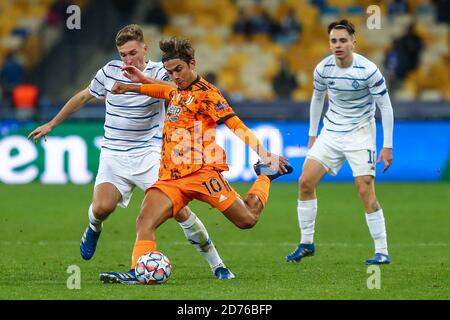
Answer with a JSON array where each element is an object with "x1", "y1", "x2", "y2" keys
[
  {"x1": 99, "y1": 189, "x2": 172, "y2": 284},
  {"x1": 286, "y1": 158, "x2": 327, "y2": 262},
  {"x1": 298, "y1": 158, "x2": 327, "y2": 200},
  {"x1": 221, "y1": 195, "x2": 263, "y2": 229},
  {"x1": 220, "y1": 172, "x2": 273, "y2": 229},
  {"x1": 92, "y1": 183, "x2": 122, "y2": 221},
  {"x1": 221, "y1": 161, "x2": 294, "y2": 229},
  {"x1": 355, "y1": 175, "x2": 390, "y2": 264},
  {"x1": 80, "y1": 183, "x2": 122, "y2": 260},
  {"x1": 175, "y1": 206, "x2": 234, "y2": 279},
  {"x1": 135, "y1": 188, "x2": 173, "y2": 242}
]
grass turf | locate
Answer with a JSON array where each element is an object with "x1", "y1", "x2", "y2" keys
[{"x1": 0, "y1": 182, "x2": 449, "y2": 299}]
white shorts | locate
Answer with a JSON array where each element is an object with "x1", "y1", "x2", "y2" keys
[
  {"x1": 307, "y1": 120, "x2": 377, "y2": 177},
  {"x1": 94, "y1": 149, "x2": 161, "y2": 208}
]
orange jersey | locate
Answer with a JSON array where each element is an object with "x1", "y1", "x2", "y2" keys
[{"x1": 141, "y1": 77, "x2": 236, "y2": 180}]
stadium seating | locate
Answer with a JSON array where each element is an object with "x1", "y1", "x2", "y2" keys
[
  {"x1": 153, "y1": 0, "x2": 448, "y2": 102},
  {"x1": 0, "y1": 0, "x2": 90, "y2": 70},
  {"x1": 2, "y1": 0, "x2": 446, "y2": 103}
]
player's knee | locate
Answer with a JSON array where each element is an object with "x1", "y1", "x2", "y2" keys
[
  {"x1": 92, "y1": 202, "x2": 115, "y2": 219},
  {"x1": 174, "y1": 206, "x2": 191, "y2": 223},
  {"x1": 234, "y1": 215, "x2": 257, "y2": 229},
  {"x1": 299, "y1": 176, "x2": 315, "y2": 195},
  {"x1": 358, "y1": 187, "x2": 368, "y2": 199},
  {"x1": 357, "y1": 183, "x2": 372, "y2": 200}
]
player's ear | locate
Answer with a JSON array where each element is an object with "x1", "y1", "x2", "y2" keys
[{"x1": 189, "y1": 59, "x2": 196, "y2": 70}]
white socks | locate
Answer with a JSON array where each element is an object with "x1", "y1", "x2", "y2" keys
[
  {"x1": 297, "y1": 199, "x2": 318, "y2": 244},
  {"x1": 365, "y1": 209, "x2": 388, "y2": 255},
  {"x1": 179, "y1": 212, "x2": 223, "y2": 272},
  {"x1": 88, "y1": 204, "x2": 103, "y2": 232},
  {"x1": 297, "y1": 199, "x2": 388, "y2": 255}
]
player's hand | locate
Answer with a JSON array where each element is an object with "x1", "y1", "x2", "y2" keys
[
  {"x1": 111, "y1": 82, "x2": 136, "y2": 94},
  {"x1": 28, "y1": 123, "x2": 53, "y2": 144},
  {"x1": 308, "y1": 136, "x2": 317, "y2": 149},
  {"x1": 121, "y1": 65, "x2": 149, "y2": 83},
  {"x1": 262, "y1": 152, "x2": 291, "y2": 174},
  {"x1": 377, "y1": 148, "x2": 393, "y2": 173}
]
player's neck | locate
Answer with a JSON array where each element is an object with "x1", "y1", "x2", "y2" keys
[
  {"x1": 335, "y1": 53, "x2": 353, "y2": 68},
  {"x1": 183, "y1": 74, "x2": 200, "y2": 90}
]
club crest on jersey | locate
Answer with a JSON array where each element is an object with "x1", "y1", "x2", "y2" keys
[
  {"x1": 352, "y1": 80, "x2": 360, "y2": 89},
  {"x1": 167, "y1": 105, "x2": 182, "y2": 121},
  {"x1": 174, "y1": 93, "x2": 194, "y2": 106}
]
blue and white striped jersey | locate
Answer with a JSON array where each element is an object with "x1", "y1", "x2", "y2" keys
[
  {"x1": 89, "y1": 60, "x2": 169, "y2": 154},
  {"x1": 312, "y1": 53, "x2": 388, "y2": 133}
]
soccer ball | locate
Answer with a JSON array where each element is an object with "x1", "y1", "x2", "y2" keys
[{"x1": 135, "y1": 251, "x2": 173, "y2": 285}]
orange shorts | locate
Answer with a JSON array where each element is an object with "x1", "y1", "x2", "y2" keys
[{"x1": 147, "y1": 166, "x2": 239, "y2": 216}]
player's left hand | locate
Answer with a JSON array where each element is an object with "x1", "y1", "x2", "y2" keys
[
  {"x1": 377, "y1": 148, "x2": 393, "y2": 173},
  {"x1": 121, "y1": 65, "x2": 149, "y2": 83},
  {"x1": 262, "y1": 152, "x2": 291, "y2": 174}
]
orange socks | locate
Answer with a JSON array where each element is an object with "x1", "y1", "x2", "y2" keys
[
  {"x1": 130, "y1": 240, "x2": 156, "y2": 270},
  {"x1": 247, "y1": 175, "x2": 270, "y2": 206}
]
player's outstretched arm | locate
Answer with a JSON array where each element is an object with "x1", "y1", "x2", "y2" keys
[
  {"x1": 111, "y1": 82, "x2": 173, "y2": 101},
  {"x1": 111, "y1": 82, "x2": 140, "y2": 94},
  {"x1": 27, "y1": 87, "x2": 95, "y2": 144},
  {"x1": 121, "y1": 65, "x2": 176, "y2": 87},
  {"x1": 224, "y1": 116, "x2": 290, "y2": 174}
]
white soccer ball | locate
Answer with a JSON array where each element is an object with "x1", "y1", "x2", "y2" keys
[{"x1": 135, "y1": 251, "x2": 173, "y2": 285}]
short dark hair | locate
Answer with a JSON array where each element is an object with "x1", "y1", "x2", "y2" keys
[
  {"x1": 115, "y1": 24, "x2": 144, "y2": 46},
  {"x1": 159, "y1": 38, "x2": 195, "y2": 64},
  {"x1": 327, "y1": 19, "x2": 355, "y2": 35}
]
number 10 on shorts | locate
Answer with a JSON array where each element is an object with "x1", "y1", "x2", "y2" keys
[{"x1": 202, "y1": 178, "x2": 223, "y2": 195}]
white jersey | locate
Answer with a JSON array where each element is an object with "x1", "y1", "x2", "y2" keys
[
  {"x1": 89, "y1": 60, "x2": 169, "y2": 154},
  {"x1": 313, "y1": 53, "x2": 388, "y2": 133}
]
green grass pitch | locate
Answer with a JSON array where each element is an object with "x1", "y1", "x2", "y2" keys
[{"x1": 0, "y1": 182, "x2": 449, "y2": 299}]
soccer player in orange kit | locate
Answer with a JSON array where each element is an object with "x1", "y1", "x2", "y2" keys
[{"x1": 99, "y1": 38, "x2": 293, "y2": 284}]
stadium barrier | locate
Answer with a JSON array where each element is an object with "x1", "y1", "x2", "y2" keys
[{"x1": 0, "y1": 121, "x2": 449, "y2": 184}]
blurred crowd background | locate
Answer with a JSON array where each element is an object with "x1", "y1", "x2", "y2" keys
[{"x1": 0, "y1": 0, "x2": 448, "y2": 121}]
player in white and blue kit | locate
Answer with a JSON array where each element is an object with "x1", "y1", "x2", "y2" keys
[
  {"x1": 28, "y1": 24, "x2": 234, "y2": 281},
  {"x1": 286, "y1": 20, "x2": 394, "y2": 265}
]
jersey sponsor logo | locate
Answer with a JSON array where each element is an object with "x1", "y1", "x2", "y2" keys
[
  {"x1": 352, "y1": 80, "x2": 360, "y2": 89},
  {"x1": 219, "y1": 194, "x2": 228, "y2": 203},
  {"x1": 167, "y1": 105, "x2": 182, "y2": 122}
]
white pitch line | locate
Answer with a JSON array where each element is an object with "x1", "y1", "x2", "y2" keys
[{"x1": 0, "y1": 241, "x2": 448, "y2": 247}]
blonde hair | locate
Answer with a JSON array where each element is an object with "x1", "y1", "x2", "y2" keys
[{"x1": 115, "y1": 24, "x2": 144, "y2": 46}]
